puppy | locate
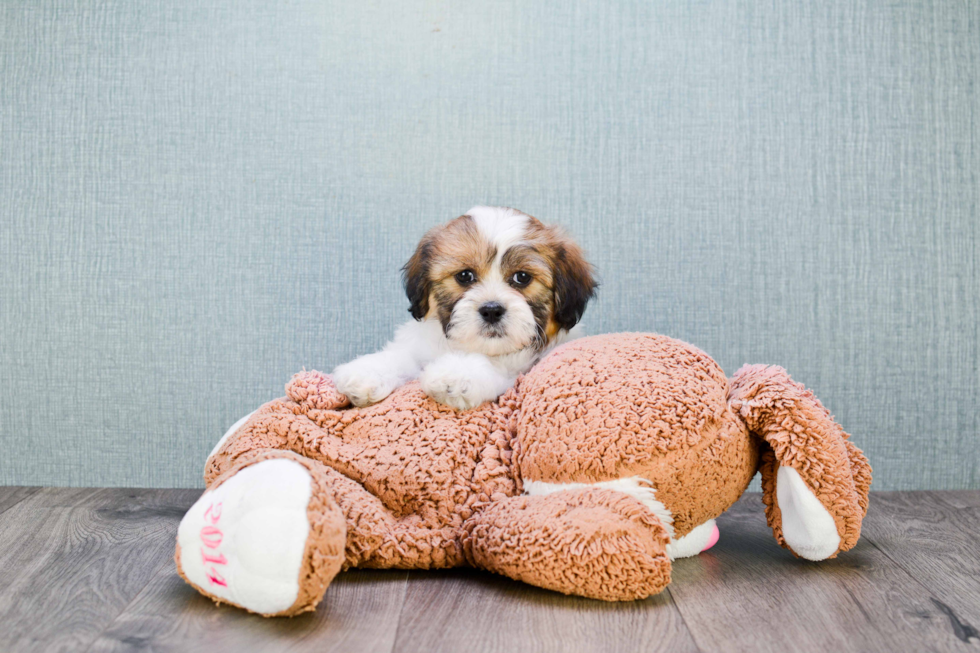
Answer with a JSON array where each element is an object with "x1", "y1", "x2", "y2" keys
[{"x1": 332, "y1": 206, "x2": 597, "y2": 411}]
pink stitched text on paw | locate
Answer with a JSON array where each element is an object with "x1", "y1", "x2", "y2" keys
[{"x1": 199, "y1": 501, "x2": 229, "y2": 587}]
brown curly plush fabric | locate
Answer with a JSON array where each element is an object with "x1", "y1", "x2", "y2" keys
[
  {"x1": 516, "y1": 333, "x2": 758, "y2": 537},
  {"x1": 182, "y1": 332, "x2": 871, "y2": 610},
  {"x1": 206, "y1": 377, "x2": 520, "y2": 570},
  {"x1": 728, "y1": 364, "x2": 871, "y2": 556},
  {"x1": 462, "y1": 488, "x2": 673, "y2": 600}
]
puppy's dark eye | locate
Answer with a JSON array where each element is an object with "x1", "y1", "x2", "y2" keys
[
  {"x1": 510, "y1": 271, "x2": 532, "y2": 287},
  {"x1": 454, "y1": 270, "x2": 476, "y2": 285}
]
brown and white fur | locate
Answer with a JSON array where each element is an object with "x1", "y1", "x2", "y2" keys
[{"x1": 332, "y1": 206, "x2": 597, "y2": 410}]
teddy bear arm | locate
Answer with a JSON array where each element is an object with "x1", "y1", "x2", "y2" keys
[
  {"x1": 461, "y1": 488, "x2": 673, "y2": 601},
  {"x1": 729, "y1": 364, "x2": 870, "y2": 561},
  {"x1": 844, "y1": 439, "x2": 872, "y2": 517}
]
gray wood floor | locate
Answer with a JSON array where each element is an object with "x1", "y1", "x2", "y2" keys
[{"x1": 0, "y1": 488, "x2": 977, "y2": 653}]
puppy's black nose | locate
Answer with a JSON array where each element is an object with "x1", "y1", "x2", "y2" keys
[{"x1": 478, "y1": 302, "x2": 506, "y2": 325}]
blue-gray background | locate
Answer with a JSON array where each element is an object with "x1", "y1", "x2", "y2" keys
[{"x1": 1, "y1": 0, "x2": 977, "y2": 489}]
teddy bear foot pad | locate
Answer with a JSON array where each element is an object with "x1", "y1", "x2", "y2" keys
[{"x1": 176, "y1": 458, "x2": 323, "y2": 615}]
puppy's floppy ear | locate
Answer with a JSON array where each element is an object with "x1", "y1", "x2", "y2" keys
[
  {"x1": 402, "y1": 236, "x2": 433, "y2": 320},
  {"x1": 551, "y1": 235, "x2": 597, "y2": 331}
]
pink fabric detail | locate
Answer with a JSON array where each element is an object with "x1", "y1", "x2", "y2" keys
[
  {"x1": 199, "y1": 500, "x2": 230, "y2": 587},
  {"x1": 206, "y1": 569, "x2": 228, "y2": 587},
  {"x1": 200, "y1": 525, "x2": 223, "y2": 548},
  {"x1": 201, "y1": 549, "x2": 228, "y2": 565},
  {"x1": 204, "y1": 502, "x2": 222, "y2": 524},
  {"x1": 701, "y1": 523, "x2": 720, "y2": 552}
]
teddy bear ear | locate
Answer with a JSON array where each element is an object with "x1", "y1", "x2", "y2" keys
[
  {"x1": 402, "y1": 237, "x2": 433, "y2": 321},
  {"x1": 287, "y1": 370, "x2": 350, "y2": 410}
]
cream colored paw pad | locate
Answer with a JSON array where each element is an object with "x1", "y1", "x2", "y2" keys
[
  {"x1": 177, "y1": 459, "x2": 313, "y2": 615},
  {"x1": 777, "y1": 466, "x2": 841, "y2": 561}
]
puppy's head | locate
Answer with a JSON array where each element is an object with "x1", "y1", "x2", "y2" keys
[{"x1": 402, "y1": 206, "x2": 596, "y2": 357}]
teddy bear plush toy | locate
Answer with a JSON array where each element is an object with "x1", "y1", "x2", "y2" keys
[{"x1": 175, "y1": 332, "x2": 871, "y2": 617}]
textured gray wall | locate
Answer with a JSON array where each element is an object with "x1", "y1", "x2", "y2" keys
[{"x1": 1, "y1": 0, "x2": 977, "y2": 489}]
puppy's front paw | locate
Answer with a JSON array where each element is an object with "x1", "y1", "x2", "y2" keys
[
  {"x1": 332, "y1": 360, "x2": 398, "y2": 407},
  {"x1": 419, "y1": 359, "x2": 489, "y2": 411}
]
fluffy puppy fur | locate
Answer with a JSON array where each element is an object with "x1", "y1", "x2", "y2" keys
[{"x1": 333, "y1": 206, "x2": 597, "y2": 410}]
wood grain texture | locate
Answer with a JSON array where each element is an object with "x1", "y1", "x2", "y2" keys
[
  {"x1": 668, "y1": 493, "x2": 978, "y2": 653},
  {"x1": 2, "y1": 490, "x2": 979, "y2": 652},
  {"x1": 860, "y1": 491, "x2": 980, "y2": 644},
  {"x1": 88, "y1": 567, "x2": 410, "y2": 653},
  {"x1": 392, "y1": 568, "x2": 700, "y2": 653},
  {"x1": 0, "y1": 488, "x2": 201, "y2": 653},
  {"x1": 0, "y1": 486, "x2": 41, "y2": 516},
  {"x1": 931, "y1": 490, "x2": 980, "y2": 510}
]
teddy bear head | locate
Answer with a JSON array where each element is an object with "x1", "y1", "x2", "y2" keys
[{"x1": 513, "y1": 333, "x2": 759, "y2": 538}]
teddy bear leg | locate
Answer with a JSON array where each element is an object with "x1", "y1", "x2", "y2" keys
[
  {"x1": 204, "y1": 370, "x2": 353, "y2": 487},
  {"x1": 291, "y1": 460, "x2": 470, "y2": 570},
  {"x1": 203, "y1": 407, "x2": 292, "y2": 487},
  {"x1": 462, "y1": 488, "x2": 673, "y2": 601},
  {"x1": 729, "y1": 364, "x2": 871, "y2": 561},
  {"x1": 205, "y1": 410, "x2": 256, "y2": 471},
  {"x1": 176, "y1": 450, "x2": 346, "y2": 617}
]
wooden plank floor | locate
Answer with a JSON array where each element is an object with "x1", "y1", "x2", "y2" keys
[{"x1": 1, "y1": 488, "x2": 978, "y2": 653}]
